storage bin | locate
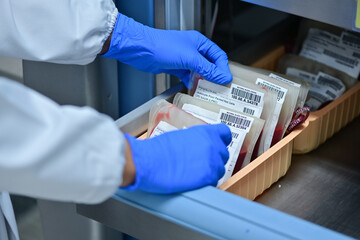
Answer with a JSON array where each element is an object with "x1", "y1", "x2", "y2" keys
[{"x1": 138, "y1": 45, "x2": 360, "y2": 200}]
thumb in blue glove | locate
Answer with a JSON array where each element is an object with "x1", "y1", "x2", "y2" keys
[
  {"x1": 103, "y1": 13, "x2": 233, "y2": 87},
  {"x1": 122, "y1": 124, "x2": 232, "y2": 194}
]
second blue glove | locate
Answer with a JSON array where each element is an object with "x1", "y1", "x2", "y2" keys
[
  {"x1": 122, "y1": 124, "x2": 232, "y2": 194},
  {"x1": 103, "y1": 13, "x2": 232, "y2": 87}
]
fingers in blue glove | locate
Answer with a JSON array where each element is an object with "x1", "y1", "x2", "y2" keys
[
  {"x1": 122, "y1": 123, "x2": 232, "y2": 194},
  {"x1": 103, "y1": 14, "x2": 232, "y2": 87},
  {"x1": 191, "y1": 32, "x2": 233, "y2": 85}
]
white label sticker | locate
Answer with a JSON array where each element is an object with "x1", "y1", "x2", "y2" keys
[
  {"x1": 255, "y1": 78, "x2": 288, "y2": 104},
  {"x1": 255, "y1": 78, "x2": 286, "y2": 149},
  {"x1": 217, "y1": 109, "x2": 254, "y2": 133},
  {"x1": 341, "y1": 32, "x2": 360, "y2": 51},
  {"x1": 305, "y1": 83, "x2": 333, "y2": 111},
  {"x1": 182, "y1": 104, "x2": 218, "y2": 124},
  {"x1": 229, "y1": 83, "x2": 264, "y2": 107},
  {"x1": 216, "y1": 109, "x2": 252, "y2": 185},
  {"x1": 181, "y1": 103, "x2": 250, "y2": 186},
  {"x1": 316, "y1": 72, "x2": 346, "y2": 95},
  {"x1": 150, "y1": 121, "x2": 178, "y2": 138},
  {"x1": 300, "y1": 28, "x2": 360, "y2": 78},
  {"x1": 269, "y1": 73, "x2": 301, "y2": 88},
  {"x1": 194, "y1": 79, "x2": 263, "y2": 117},
  {"x1": 286, "y1": 68, "x2": 317, "y2": 83},
  {"x1": 286, "y1": 67, "x2": 345, "y2": 111}
]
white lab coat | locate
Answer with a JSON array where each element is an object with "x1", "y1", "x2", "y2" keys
[{"x1": 0, "y1": 1, "x2": 124, "y2": 239}]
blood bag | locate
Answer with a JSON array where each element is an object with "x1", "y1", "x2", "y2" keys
[
  {"x1": 229, "y1": 61, "x2": 300, "y2": 147},
  {"x1": 147, "y1": 99, "x2": 206, "y2": 138},
  {"x1": 173, "y1": 93, "x2": 264, "y2": 184}
]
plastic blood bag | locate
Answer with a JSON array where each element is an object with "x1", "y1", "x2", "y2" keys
[
  {"x1": 243, "y1": 65, "x2": 310, "y2": 110},
  {"x1": 189, "y1": 75, "x2": 277, "y2": 156},
  {"x1": 277, "y1": 54, "x2": 351, "y2": 111},
  {"x1": 173, "y1": 93, "x2": 264, "y2": 183},
  {"x1": 147, "y1": 99, "x2": 206, "y2": 138},
  {"x1": 228, "y1": 61, "x2": 300, "y2": 147},
  {"x1": 299, "y1": 28, "x2": 360, "y2": 79},
  {"x1": 277, "y1": 54, "x2": 357, "y2": 90}
]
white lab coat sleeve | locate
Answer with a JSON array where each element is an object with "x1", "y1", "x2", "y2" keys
[
  {"x1": 0, "y1": 0, "x2": 118, "y2": 65},
  {"x1": 0, "y1": 77, "x2": 125, "y2": 204}
]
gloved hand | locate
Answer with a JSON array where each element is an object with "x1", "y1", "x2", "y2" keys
[
  {"x1": 122, "y1": 124, "x2": 232, "y2": 194},
  {"x1": 103, "y1": 13, "x2": 232, "y2": 87}
]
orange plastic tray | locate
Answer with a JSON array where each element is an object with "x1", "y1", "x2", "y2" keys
[
  {"x1": 293, "y1": 81, "x2": 360, "y2": 154},
  {"x1": 139, "y1": 46, "x2": 360, "y2": 200}
]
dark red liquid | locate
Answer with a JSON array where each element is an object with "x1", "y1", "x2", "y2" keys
[
  {"x1": 270, "y1": 125, "x2": 284, "y2": 147},
  {"x1": 251, "y1": 129, "x2": 263, "y2": 161},
  {"x1": 232, "y1": 150, "x2": 248, "y2": 176}
]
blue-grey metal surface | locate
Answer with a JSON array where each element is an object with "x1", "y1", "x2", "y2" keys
[
  {"x1": 256, "y1": 117, "x2": 360, "y2": 239},
  {"x1": 115, "y1": 0, "x2": 156, "y2": 117},
  {"x1": 78, "y1": 186, "x2": 353, "y2": 240},
  {"x1": 241, "y1": 0, "x2": 359, "y2": 32}
]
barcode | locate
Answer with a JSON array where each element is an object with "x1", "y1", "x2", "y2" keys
[
  {"x1": 256, "y1": 82, "x2": 285, "y2": 100},
  {"x1": 220, "y1": 113, "x2": 251, "y2": 128},
  {"x1": 343, "y1": 34, "x2": 360, "y2": 46},
  {"x1": 231, "y1": 132, "x2": 239, "y2": 139},
  {"x1": 325, "y1": 90, "x2": 336, "y2": 99},
  {"x1": 231, "y1": 88, "x2": 261, "y2": 104},
  {"x1": 323, "y1": 49, "x2": 358, "y2": 66},
  {"x1": 310, "y1": 91, "x2": 331, "y2": 103},
  {"x1": 243, "y1": 107, "x2": 255, "y2": 115},
  {"x1": 353, "y1": 52, "x2": 360, "y2": 59},
  {"x1": 317, "y1": 76, "x2": 343, "y2": 91}
]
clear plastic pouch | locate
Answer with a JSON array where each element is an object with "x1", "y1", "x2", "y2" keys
[
  {"x1": 228, "y1": 61, "x2": 300, "y2": 147},
  {"x1": 277, "y1": 54, "x2": 356, "y2": 111},
  {"x1": 277, "y1": 54, "x2": 357, "y2": 89},
  {"x1": 189, "y1": 75, "x2": 277, "y2": 157},
  {"x1": 243, "y1": 66, "x2": 310, "y2": 110},
  {"x1": 147, "y1": 99, "x2": 206, "y2": 138},
  {"x1": 297, "y1": 26, "x2": 360, "y2": 79},
  {"x1": 173, "y1": 93, "x2": 265, "y2": 184}
]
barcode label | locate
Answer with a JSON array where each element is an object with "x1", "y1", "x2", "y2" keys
[
  {"x1": 315, "y1": 72, "x2": 345, "y2": 99},
  {"x1": 217, "y1": 109, "x2": 253, "y2": 133},
  {"x1": 317, "y1": 76, "x2": 343, "y2": 91},
  {"x1": 229, "y1": 83, "x2": 264, "y2": 107},
  {"x1": 309, "y1": 90, "x2": 331, "y2": 103},
  {"x1": 231, "y1": 132, "x2": 239, "y2": 139},
  {"x1": 323, "y1": 49, "x2": 358, "y2": 67},
  {"x1": 341, "y1": 32, "x2": 360, "y2": 50},
  {"x1": 220, "y1": 112, "x2": 251, "y2": 127},
  {"x1": 269, "y1": 73, "x2": 301, "y2": 88},
  {"x1": 325, "y1": 90, "x2": 336, "y2": 99},
  {"x1": 300, "y1": 28, "x2": 360, "y2": 78},
  {"x1": 353, "y1": 52, "x2": 360, "y2": 59},
  {"x1": 286, "y1": 68, "x2": 317, "y2": 83},
  {"x1": 231, "y1": 87, "x2": 261, "y2": 104},
  {"x1": 307, "y1": 81, "x2": 340, "y2": 111},
  {"x1": 194, "y1": 79, "x2": 263, "y2": 118},
  {"x1": 255, "y1": 78, "x2": 288, "y2": 104},
  {"x1": 243, "y1": 106, "x2": 255, "y2": 115}
]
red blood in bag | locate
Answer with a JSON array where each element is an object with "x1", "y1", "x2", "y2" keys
[
  {"x1": 149, "y1": 111, "x2": 173, "y2": 136},
  {"x1": 250, "y1": 129, "x2": 263, "y2": 161},
  {"x1": 232, "y1": 150, "x2": 248, "y2": 176},
  {"x1": 270, "y1": 125, "x2": 283, "y2": 147}
]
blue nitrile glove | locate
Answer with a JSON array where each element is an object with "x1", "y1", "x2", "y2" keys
[
  {"x1": 103, "y1": 13, "x2": 232, "y2": 87},
  {"x1": 122, "y1": 124, "x2": 232, "y2": 194}
]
